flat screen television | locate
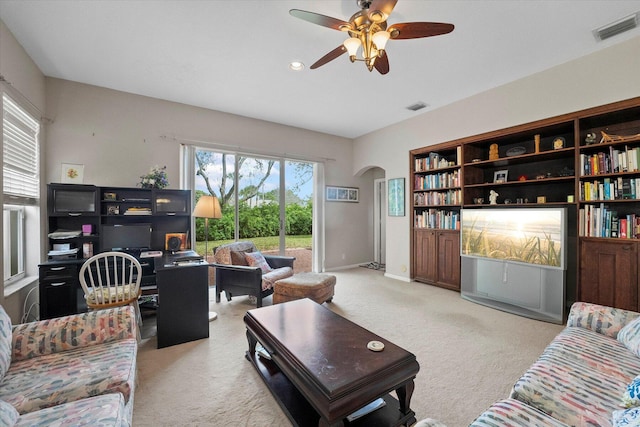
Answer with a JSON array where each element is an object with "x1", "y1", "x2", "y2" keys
[
  {"x1": 101, "y1": 223, "x2": 152, "y2": 251},
  {"x1": 461, "y1": 207, "x2": 567, "y2": 270}
]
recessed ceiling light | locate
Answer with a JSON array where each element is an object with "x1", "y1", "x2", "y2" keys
[{"x1": 289, "y1": 61, "x2": 305, "y2": 71}]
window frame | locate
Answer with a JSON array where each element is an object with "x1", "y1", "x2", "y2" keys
[{"x1": 2, "y1": 89, "x2": 41, "y2": 292}]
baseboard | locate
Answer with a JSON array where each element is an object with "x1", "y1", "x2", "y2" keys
[
  {"x1": 324, "y1": 263, "x2": 362, "y2": 272},
  {"x1": 384, "y1": 272, "x2": 411, "y2": 282}
]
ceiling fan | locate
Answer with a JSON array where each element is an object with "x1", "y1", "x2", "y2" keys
[{"x1": 289, "y1": 0, "x2": 454, "y2": 75}]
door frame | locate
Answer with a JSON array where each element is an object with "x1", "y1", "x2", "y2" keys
[{"x1": 373, "y1": 178, "x2": 386, "y2": 266}]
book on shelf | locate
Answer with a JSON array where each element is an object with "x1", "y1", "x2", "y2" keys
[
  {"x1": 124, "y1": 207, "x2": 152, "y2": 215},
  {"x1": 579, "y1": 204, "x2": 640, "y2": 239}
]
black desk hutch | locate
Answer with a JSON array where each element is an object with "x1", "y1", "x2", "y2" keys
[{"x1": 39, "y1": 183, "x2": 192, "y2": 320}]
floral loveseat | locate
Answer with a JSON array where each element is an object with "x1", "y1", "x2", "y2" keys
[
  {"x1": 213, "y1": 241, "x2": 295, "y2": 307},
  {"x1": 417, "y1": 302, "x2": 640, "y2": 426},
  {"x1": 0, "y1": 305, "x2": 137, "y2": 426}
]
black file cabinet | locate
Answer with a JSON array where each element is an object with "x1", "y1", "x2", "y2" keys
[{"x1": 39, "y1": 261, "x2": 85, "y2": 319}]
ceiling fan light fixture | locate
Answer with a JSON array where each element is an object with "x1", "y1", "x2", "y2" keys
[
  {"x1": 343, "y1": 37, "x2": 362, "y2": 59},
  {"x1": 372, "y1": 30, "x2": 390, "y2": 51}
]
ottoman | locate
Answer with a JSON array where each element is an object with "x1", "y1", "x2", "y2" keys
[{"x1": 273, "y1": 273, "x2": 336, "y2": 305}]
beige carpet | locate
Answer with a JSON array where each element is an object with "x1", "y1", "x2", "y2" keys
[{"x1": 133, "y1": 267, "x2": 564, "y2": 426}]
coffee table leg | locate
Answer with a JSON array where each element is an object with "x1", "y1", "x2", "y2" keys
[
  {"x1": 246, "y1": 330, "x2": 257, "y2": 355},
  {"x1": 396, "y1": 379, "x2": 415, "y2": 415}
]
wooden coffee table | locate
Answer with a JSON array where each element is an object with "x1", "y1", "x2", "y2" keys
[{"x1": 244, "y1": 298, "x2": 420, "y2": 426}]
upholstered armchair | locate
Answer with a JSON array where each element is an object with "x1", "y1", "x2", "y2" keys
[{"x1": 212, "y1": 241, "x2": 295, "y2": 307}]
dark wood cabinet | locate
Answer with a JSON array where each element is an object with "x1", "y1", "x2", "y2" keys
[
  {"x1": 413, "y1": 230, "x2": 436, "y2": 283},
  {"x1": 437, "y1": 230, "x2": 461, "y2": 291},
  {"x1": 579, "y1": 238, "x2": 638, "y2": 311},
  {"x1": 413, "y1": 229, "x2": 460, "y2": 290}
]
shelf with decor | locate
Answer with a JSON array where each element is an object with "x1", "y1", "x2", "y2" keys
[
  {"x1": 577, "y1": 102, "x2": 640, "y2": 247},
  {"x1": 462, "y1": 120, "x2": 575, "y2": 206}
]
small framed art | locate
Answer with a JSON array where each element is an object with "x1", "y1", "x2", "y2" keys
[
  {"x1": 61, "y1": 163, "x2": 84, "y2": 184},
  {"x1": 326, "y1": 186, "x2": 359, "y2": 202},
  {"x1": 494, "y1": 170, "x2": 508, "y2": 183},
  {"x1": 388, "y1": 178, "x2": 405, "y2": 216}
]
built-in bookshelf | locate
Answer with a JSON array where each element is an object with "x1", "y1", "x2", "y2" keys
[
  {"x1": 411, "y1": 146, "x2": 461, "y2": 231},
  {"x1": 410, "y1": 96, "x2": 640, "y2": 313}
]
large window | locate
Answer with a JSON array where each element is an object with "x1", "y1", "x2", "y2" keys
[
  {"x1": 2, "y1": 93, "x2": 40, "y2": 286},
  {"x1": 191, "y1": 148, "x2": 314, "y2": 272}
]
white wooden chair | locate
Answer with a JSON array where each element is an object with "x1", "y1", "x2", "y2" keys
[{"x1": 79, "y1": 252, "x2": 142, "y2": 327}]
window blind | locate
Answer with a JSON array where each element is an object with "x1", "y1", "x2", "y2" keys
[{"x1": 3, "y1": 93, "x2": 40, "y2": 203}]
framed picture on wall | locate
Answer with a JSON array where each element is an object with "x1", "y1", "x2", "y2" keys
[
  {"x1": 61, "y1": 163, "x2": 84, "y2": 184},
  {"x1": 326, "y1": 186, "x2": 359, "y2": 202},
  {"x1": 388, "y1": 178, "x2": 405, "y2": 216}
]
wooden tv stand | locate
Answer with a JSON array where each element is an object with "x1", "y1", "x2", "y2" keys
[{"x1": 244, "y1": 299, "x2": 420, "y2": 426}]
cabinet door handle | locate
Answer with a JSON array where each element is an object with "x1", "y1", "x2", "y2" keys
[
  {"x1": 623, "y1": 246, "x2": 631, "y2": 251},
  {"x1": 50, "y1": 282, "x2": 67, "y2": 286},
  {"x1": 165, "y1": 212, "x2": 176, "y2": 216},
  {"x1": 51, "y1": 266, "x2": 66, "y2": 271},
  {"x1": 68, "y1": 212, "x2": 82, "y2": 217}
]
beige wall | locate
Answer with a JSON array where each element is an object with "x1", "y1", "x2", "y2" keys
[
  {"x1": 353, "y1": 35, "x2": 640, "y2": 281},
  {"x1": 44, "y1": 78, "x2": 373, "y2": 271}
]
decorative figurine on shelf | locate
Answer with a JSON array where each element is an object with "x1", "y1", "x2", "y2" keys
[
  {"x1": 534, "y1": 134, "x2": 541, "y2": 153},
  {"x1": 585, "y1": 132, "x2": 597, "y2": 145},
  {"x1": 489, "y1": 144, "x2": 499, "y2": 160},
  {"x1": 489, "y1": 190, "x2": 499, "y2": 205},
  {"x1": 139, "y1": 165, "x2": 169, "y2": 189}
]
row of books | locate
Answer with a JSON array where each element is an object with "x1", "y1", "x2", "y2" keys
[
  {"x1": 414, "y1": 148, "x2": 461, "y2": 172},
  {"x1": 579, "y1": 145, "x2": 640, "y2": 176},
  {"x1": 123, "y1": 207, "x2": 152, "y2": 215},
  {"x1": 580, "y1": 177, "x2": 640, "y2": 201},
  {"x1": 414, "y1": 170, "x2": 460, "y2": 191},
  {"x1": 579, "y1": 203, "x2": 640, "y2": 238},
  {"x1": 414, "y1": 189, "x2": 461, "y2": 206},
  {"x1": 414, "y1": 209, "x2": 460, "y2": 230}
]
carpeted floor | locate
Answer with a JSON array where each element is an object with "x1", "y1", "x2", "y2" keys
[{"x1": 133, "y1": 267, "x2": 564, "y2": 426}]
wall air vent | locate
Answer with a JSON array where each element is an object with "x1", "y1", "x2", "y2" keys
[
  {"x1": 406, "y1": 102, "x2": 428, "y2": 112},
  {"x1": 594, "y1": 12, "x2": 638, "y2": 41}
]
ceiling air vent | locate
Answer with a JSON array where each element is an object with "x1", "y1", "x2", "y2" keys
[
  {"x1": 406, "y1": 102, "x2": 428, "y2": 112},
  {"x1": 594, "y1": 12, "x2": 638, "y2": 41}
]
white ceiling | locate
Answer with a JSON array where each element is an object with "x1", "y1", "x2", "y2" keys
[{"x1": 1, "y1": 0, "x2": 639, "y2": 139}]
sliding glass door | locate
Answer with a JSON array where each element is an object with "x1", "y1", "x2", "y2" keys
[{"x1": 193, "y1": 149, "x2": 313, "y2": 272}]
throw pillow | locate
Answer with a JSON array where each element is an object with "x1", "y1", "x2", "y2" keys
[
  {"x1": 0, "y1": 400, "x2": 18, "y2": 427},
  {"x1": 244, "y1": 251, "x2": 273, "y2": 273},
  {"x1": 230, "y1": 250, "x2": 249, "y2": 266},
  {"x1": 623, "y1": 376, "x2": 640, "y2": 408},
  {"x1": 618, "y1": 316, "x2": 640, "y2": 357},
  {"x1": 0, "y1": 306, "x2": 12, "y2": 379},
  {"x1": 613, "y1": 407, "x2": 640, "y2": 426}
]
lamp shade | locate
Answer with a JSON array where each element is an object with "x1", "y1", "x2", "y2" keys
[{"x1": 193, "y1": 195, "x2": 222, "y2": 219}]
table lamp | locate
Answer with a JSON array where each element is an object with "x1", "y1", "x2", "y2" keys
[{"x1": 193, "y1": 195, "x2": 222, "y2": 321}]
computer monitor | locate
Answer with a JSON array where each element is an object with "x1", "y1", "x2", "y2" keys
[{"x1": 101, "y1": 223, "x2": 152, "y2": 251}]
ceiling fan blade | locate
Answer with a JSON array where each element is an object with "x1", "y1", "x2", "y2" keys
[
  {"x1": 374, "y1": 53, "x2": 389, "y2": 75},
  {"x1": 289, "y1": 9, "x2": 352, "y2": 31},
  {"x1": 388, "y1": 22, "x2": 454, "y2": 39},
  {"x1": 367, "y1": 0, "x2": 398, "y2": 22},
  {"x1": 310, "y1": 45, "x2": 347, "y2": 69}
]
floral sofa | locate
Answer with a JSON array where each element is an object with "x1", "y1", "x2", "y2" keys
[
  {"x1": 0, "y1": 305, "x2": 137, "y2": 426},
  {"x1": 417, "y1": 302, "x2": 640, "y2": 426},
  {"x1": 213, "y1": 241, "x2": 295, "y2": 307}
]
